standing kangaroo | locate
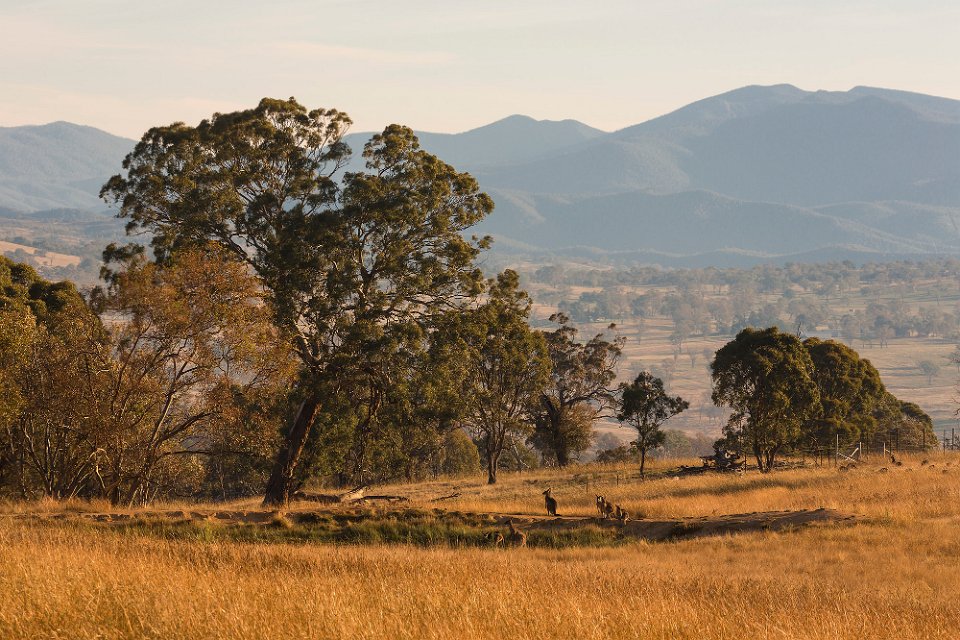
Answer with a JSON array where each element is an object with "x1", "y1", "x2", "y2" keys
[
  {"x1": 543, "y1": 488, "x2": 558, "y2": 516},
  {"x1": 595, "y1": 495, "x2": 606, "y2": 517},
  {"x1": 506, "y1": 519, "x2": 527, "y2": 547}
]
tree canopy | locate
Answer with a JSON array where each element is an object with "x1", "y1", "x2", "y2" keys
[
  {"x1": 617, "y1": 371, "x2": 688, "y2": 477},
  {"x1": 454, "y1": 271, "x2": 550, "y2": 484},
  {"x1": 802, "y1": 337, "x2": 885, "y2": 448},
  {"x1": 101, "y1": 98, "x2": 494, "y2": 505},
  {"x1": 531, "y1": 313, "x2": 622, "y2": 466},
  {"x1": 711, "y1": 327, "x2": 820, "y2": 471}
]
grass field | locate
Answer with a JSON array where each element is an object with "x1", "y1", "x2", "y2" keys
[
  {"x1": 0, "y1": 239, "x2": 81, "y2": 267},
  {"x1": 2, "y1": 455, "x2": 959, "y2": 639}
]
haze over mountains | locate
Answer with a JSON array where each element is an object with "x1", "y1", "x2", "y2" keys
[{"x1": 2, "y1": 84, "x2": 959, "y2": 267}]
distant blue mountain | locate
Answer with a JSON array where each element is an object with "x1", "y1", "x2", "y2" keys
[
  {"x1": 2, "y1": 85, "x2": 959, "y2": 266},
  {"x1": 0, "y1": 122, "x2": 134, "y2": 211}
]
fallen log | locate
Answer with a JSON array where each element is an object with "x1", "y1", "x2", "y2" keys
[
  {"x1": 338, "y1": 485, "x2": 366, "y2": 502},
  {"x1": 292, "y1": 491, "x2": 340, "y2": 504},
  {"x1": 293, "y1": 485, "x2": 366, "y2": 504},
  {"x1": 429, "y1": 491, "x2": 462, "y2": 502},
  {"x1": 355, "y1": 495, "x2": 410, "y2": 503}
]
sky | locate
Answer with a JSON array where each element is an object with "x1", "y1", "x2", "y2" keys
[{"x1": 1, "y1": 0, "x2": 958, "y2": 139}]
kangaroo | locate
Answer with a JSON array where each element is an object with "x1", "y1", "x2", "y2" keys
[
  {"x1": 615, "y1": 505, "x2": 629, "y2": 524},
  {"x1": 484, "y1": 531, "x2": 504, "y2": 547},
  {"x1": 602, "y1": 500, "x2": 614, "y2": 519},
  {"x1": 506, "y1": 519, "x2": 527, "y2": 547},
  {"x1": 543, "y1": 488, "x2": 558, "y2": 516},
  {"x1": 595, "y1": 495, "x2": 606, "y2": 517}
]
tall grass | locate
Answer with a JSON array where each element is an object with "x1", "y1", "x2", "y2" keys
[{"x1": 1, "y1": 455, "x2": 958, "y2": 639}]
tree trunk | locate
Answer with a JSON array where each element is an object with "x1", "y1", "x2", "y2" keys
[
  {"x1": 263, "y1": 394, "x2": 322, "y2": 507},
  {"x1": 486, "y1": 450, "x2": 499, "y2": 485},
  {"x1": 541, "y1": 398, "x2": 568, "y2": 467},
  {"x1": 555, "y1": 439, "x2": 570, "y2": 467},
  {"x1": 753, "y1": 444, "x2": 765, "y2": 473},
  {"x1": 639, "y1": 448, "x2": 647, "y2": 479}
]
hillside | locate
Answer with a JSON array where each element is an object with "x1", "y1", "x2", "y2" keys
[
  {"x1": 0, "y1": 122, "x2": 133, "y2": 211},
  {"x1": 1, "y1": 85, "x2": 959, "y2": 267},
  {"x1": 477, "y1": 85, "x2": 960, "y2": 203},
  {"x1": 345, "y1": 114, "x2": 605, "y2": 169}
]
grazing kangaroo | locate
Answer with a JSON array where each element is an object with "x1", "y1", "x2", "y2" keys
[
  {"x1": 615, "y1": 505, "x2": 629, "y2": 524},
  {"x1": 543, "y1": 488, "x2": 558, "y2": 516},
  {"x1": 506, "y1": 519, "x2": 527, "y2": 547},
  {"x1": 596, "y1": 495, "x2": 606, "y2": 517},
  {"x1": 484, "y1": 531, "x2": 504, "y2": 547}
]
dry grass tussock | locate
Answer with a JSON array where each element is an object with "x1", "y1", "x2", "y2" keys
[{"x1": 1, "y1": 454, "x2": 959, "y2": 639}]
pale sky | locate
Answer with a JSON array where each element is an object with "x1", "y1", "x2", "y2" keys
[{"x1": 1, "y1": 0, "x2": 958, "y2": 139}]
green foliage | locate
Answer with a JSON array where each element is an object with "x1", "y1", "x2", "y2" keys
[
  {"x1": 435, "y1": 429, "x2": 482, "y2": 477},
  {"x1": 531, "y1": 313, "x2": 623, "y2": 466},
  {"x1": 0, "y1": 257, "x2": 104, "y2": 499},
  {"x1": 594, "y1": 444, "x2": 636, "y2": 465},
  {"x1": 872, "y1": 394, "x2": 936, "y2": 450},
  {"x1": 712, "y1": 328, "x2": 936, "y2": 464},
  {"x1": 495, "y1": 435, "x2": 541, "y2": 473},
  {"x1": 802, "y1": 338, "x2": 885, "y2": 448},
  {"x1": 101, "y1": 98, "x2": 495, "y2": 505},
  {"x1": 711, "y1": 327, "x2": 819, "y2": 471},
  {"x1": 617, "y1": 372, "x2": 689, "y2": 477},
  {"x1": 454, "y1": 271, "x2": 550, "y2": 484}
]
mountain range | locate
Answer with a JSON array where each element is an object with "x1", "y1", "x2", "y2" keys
[{"x1": 2, "y1": 84, "x2": 959, "y2": 267}]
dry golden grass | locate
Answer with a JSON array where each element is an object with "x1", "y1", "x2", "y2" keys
[
  {"x1": 376, "y1": 452, "x2": 960, "y2": 522},
  {"x1": 2, "y1": 457, "x2": 959, "y2": 639},
  {"x1": 0, "y1": 240, "x2": 81, "y2": 267}
]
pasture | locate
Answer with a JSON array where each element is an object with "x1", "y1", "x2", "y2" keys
[{"x1": 2, "y1": 455, "x2": 959, "y2": 639}]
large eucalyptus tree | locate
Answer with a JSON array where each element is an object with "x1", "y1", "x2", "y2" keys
[{"x1": 102, "y1": 98, "x2": 493, "y2": 505}]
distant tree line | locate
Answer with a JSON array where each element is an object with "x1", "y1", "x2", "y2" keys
[{"x1": 551, "y1": 264, "x2": 960, "y2": 344}]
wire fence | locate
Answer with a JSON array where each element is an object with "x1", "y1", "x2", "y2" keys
[{"x1": 789, "y1": 432, "x2": 960, "y2": 468}]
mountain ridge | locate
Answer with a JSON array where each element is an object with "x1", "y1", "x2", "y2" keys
[{"x1": 2, "y1": 84, "x2": 959, "y2": 267}]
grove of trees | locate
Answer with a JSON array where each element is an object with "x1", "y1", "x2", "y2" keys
[
  {"x1": 0, "y1": 98, "x2": 629, "y2": 504},
  {"x1": 711, "y1": 327, "x2": 936, "y2": 471},
  {"x1": 0, "y1": 99, "x2": 944, "y2": 506}
]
